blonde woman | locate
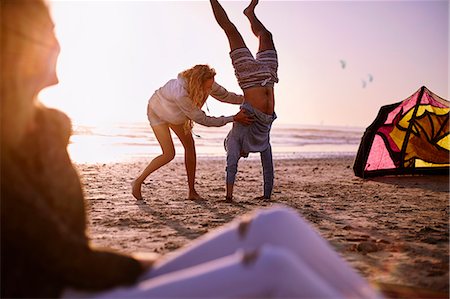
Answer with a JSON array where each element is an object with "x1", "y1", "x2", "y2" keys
[{"x1": 132, "y1": 65, "x2": 253, "y2": 201}]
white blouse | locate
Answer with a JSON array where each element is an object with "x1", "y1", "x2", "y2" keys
[{"x1": 148, "y1": 74, "x2": 244, "y2": 127}]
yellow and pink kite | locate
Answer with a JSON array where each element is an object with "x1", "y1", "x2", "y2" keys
[{"x1": 354, "y1": 86, "x2": 449, "y2": 177}]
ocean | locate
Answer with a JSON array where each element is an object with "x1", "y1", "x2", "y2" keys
[{"x1": 69, "y1": 122, "x2": 364, "y2": 164}]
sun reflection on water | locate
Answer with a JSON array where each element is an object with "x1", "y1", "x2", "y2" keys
[{"x1": 67, "y1": 123, "x2": 361, "y2": 164}]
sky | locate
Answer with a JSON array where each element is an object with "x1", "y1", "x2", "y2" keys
[{"x1": 40, "y1": 0, "x2": 449, "y2": 128}]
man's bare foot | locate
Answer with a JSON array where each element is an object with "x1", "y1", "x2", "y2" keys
[
  {"x1": 243, "y1": 0, "x2": 258, "y2": 16},
  {"x1": 188, "y1": 191, "x2": 204, "y2": 201},
  {"x1": 131, "y1": 180, "x2": 144, "y2": 200}
]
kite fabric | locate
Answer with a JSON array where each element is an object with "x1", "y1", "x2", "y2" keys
[{"x1": 353, "y1": 86, "x2": 449, "y2": 178}]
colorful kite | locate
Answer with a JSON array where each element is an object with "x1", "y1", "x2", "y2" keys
[{"x1": 353, "y1": 86, "x2": 449, "y2": 177}]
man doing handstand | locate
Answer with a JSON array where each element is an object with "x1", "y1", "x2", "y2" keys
[{"x1": 210, "y1": 0, "x2": 278, "y2": 201}]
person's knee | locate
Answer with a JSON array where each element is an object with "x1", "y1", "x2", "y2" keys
[
  {"x1": 226, "y1": 153, "x2": 240, "y2": 180},
  {"x1": 162, "y1": 149, "x2": 175, "y2": 163},
  {"x1": 262, "y1": 30, "x2": 273, "y2": 40},
  {"x1": 237, "y1": 246, "x2": 303, "y2": 296},
  {"x1": 226, "y1": 166, "x2": 237, "y2": 184},
  {"x1": 259, "y1": 32, "x2": 275, "y2": 50},
  {"x1": 255, "y1": 206, "x2": 301, "y2": 229}
]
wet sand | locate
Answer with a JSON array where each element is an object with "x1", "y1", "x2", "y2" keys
[{"x1": 76, "y1": 156, "x2": 449, "y2": 296}]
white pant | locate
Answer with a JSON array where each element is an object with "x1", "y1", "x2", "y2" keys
[{"x1": 64, "y1": 206, "x2": 382, "y2": 298}]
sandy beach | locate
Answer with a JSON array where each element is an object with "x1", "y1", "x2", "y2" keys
[{"x1": 75, "y1": 156, "x2": 449, "y2": 296}]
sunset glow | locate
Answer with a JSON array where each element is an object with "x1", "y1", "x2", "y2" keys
[{"x1": 40, "y1": 0, "x2": 448, "y2": 128}]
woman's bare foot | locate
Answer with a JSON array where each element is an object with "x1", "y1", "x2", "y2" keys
[
  {"x1": 188, "y1": 190, "x2": 204, "y2": 201},
  {"x1": 131, "y1": 180, "x2": 144, "y2": 200},
  {"x1": 243, "y1": 0, "x2": 258, "y2": 16}
]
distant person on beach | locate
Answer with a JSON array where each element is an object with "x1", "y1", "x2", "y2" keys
[
  {"x1": 210, "y1": 0, "x2": 278, "y2": 202},
  {"x1": 132, "y1": 64, "x2": 253, "y2": 201}
]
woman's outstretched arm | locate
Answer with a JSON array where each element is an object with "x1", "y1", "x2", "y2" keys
[{"x1": 210, "y1": 82, "x2": 244, "y2": 104}]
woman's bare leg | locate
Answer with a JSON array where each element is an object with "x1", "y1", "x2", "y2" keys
[
  {"x1": 132, "y1": 124, "x2": 175, "y2": 200},
  {"x1": 209, "y1": 0, "x2": 247, "y2": 51},
  {"x1": 170, "y1": 124, "x2": 202, "y2": 200},
  {"x1": 243, "y1": 0, "x2": 275, "y2": 52}
]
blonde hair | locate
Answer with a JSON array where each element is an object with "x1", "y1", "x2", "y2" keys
[{"x1": 180, "y1": 64, "x2": 216, "y2": 133}]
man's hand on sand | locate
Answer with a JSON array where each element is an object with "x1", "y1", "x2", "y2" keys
[{"x1": 234, "y1": 109, "x2": 254, "y2": 125}]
